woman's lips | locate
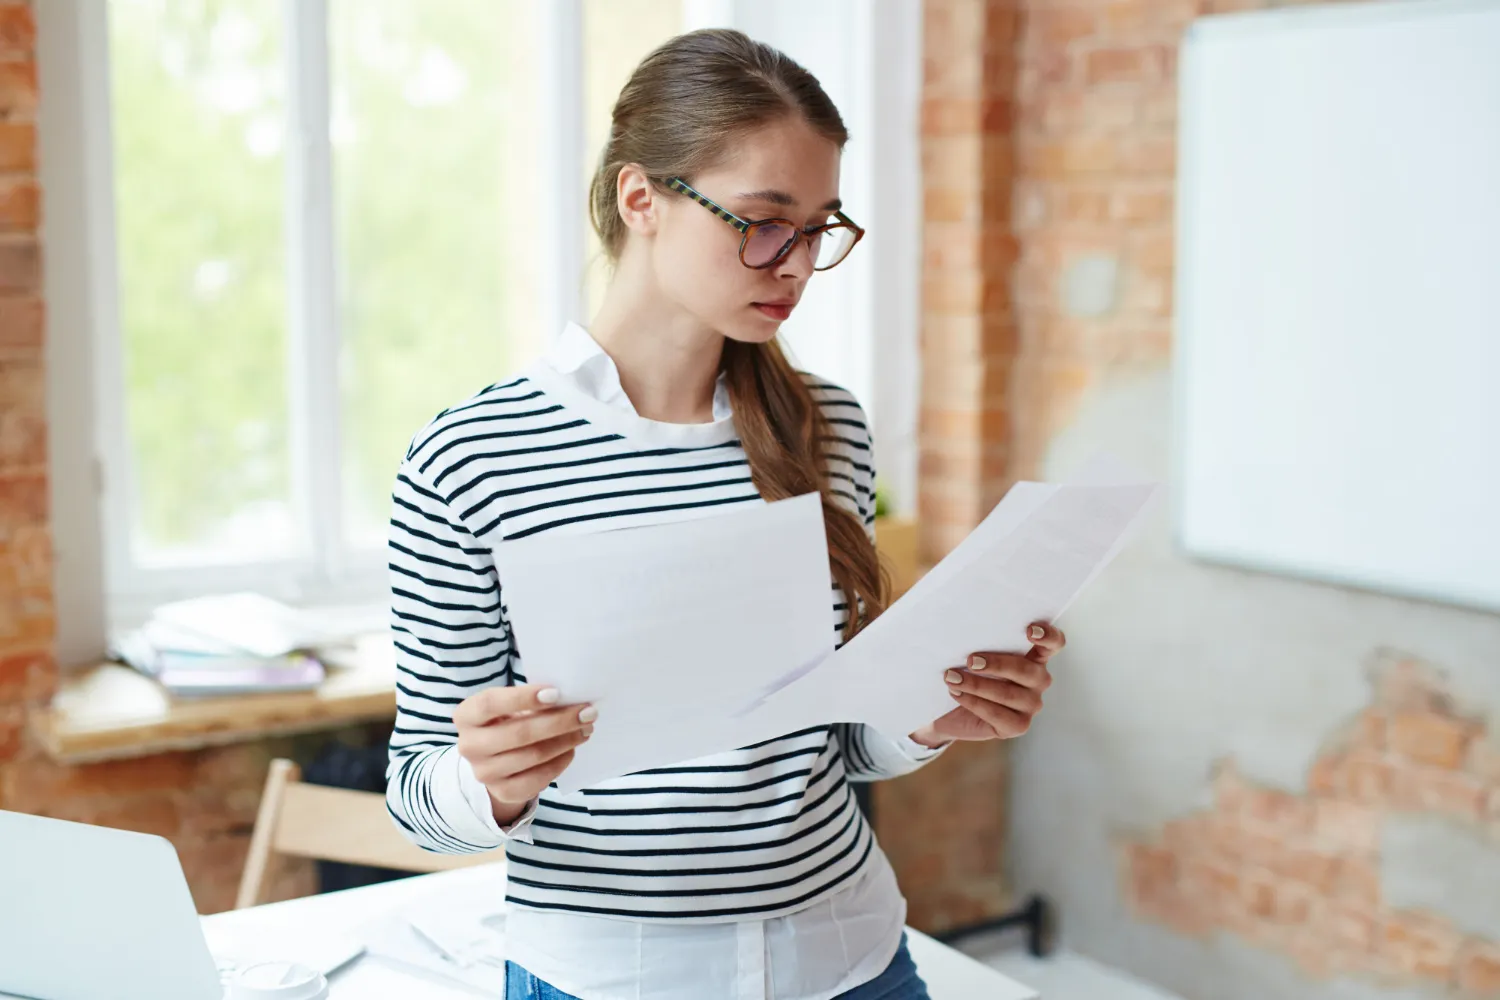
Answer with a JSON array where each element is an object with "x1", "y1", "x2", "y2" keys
[{"x1": 753, "y1": 302, "x2": 794, "y2": 321}]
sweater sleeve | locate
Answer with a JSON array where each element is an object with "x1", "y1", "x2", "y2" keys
[{"x1": 384, "y1": 460, "x2": 534, "y2": 852}]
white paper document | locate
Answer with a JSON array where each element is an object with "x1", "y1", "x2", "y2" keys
[
  {"x1": 493, "y1": 493, "x2": 837, "y2": 793},
  {"x1": 751, "y1": 476, "x2": 1159, "y2": 741},
  {"x1": 492, "y1": 466, "x2": 1159, "y2": 792}
]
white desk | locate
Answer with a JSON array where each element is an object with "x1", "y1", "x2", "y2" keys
[{"x1": 202, "y1": 866, "x2": 1036, "y2": 999}]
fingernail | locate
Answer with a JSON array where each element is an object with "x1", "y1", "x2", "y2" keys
[
  {"x1": 578, "y1": 705, "x2": 599, "y2": 724},
  {"x1": 968, "y1": 654, "x2": 985, "y2": 670},
  {"x1": 950, "y1": 688, "x2": 963, "y2": 699},
  {"x1": 1029, "y1": 624, "x2": 1046, "y2": 641},
  {"x1": 537, "y1": 687, "x2": 561, "y2": 705},
  {"x1": 945, "y1": 669, "x2": 963, "y2": 685},
  {"x1": 582, "y1": 726, "x2": 595, "y2": 738}
]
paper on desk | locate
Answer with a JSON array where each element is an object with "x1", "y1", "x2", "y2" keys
[
  {"x1": 746, "y1": 463, "x2": 1160, "y2": 739},
  {"x1": 492, "y1": 493, "x2": 836, "y2": 794},
  {"x1": 355, "y1": 869, "x2": 508, "y2": 996}
]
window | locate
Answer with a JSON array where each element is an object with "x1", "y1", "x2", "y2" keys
[{"x1": 46, "y1": 0, "x2": 920, "y2": 648}]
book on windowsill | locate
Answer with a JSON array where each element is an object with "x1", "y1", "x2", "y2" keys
[{"x1": 109, "y1": 595, "x2": 333, "y2": 698}]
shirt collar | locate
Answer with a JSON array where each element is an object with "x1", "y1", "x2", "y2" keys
[{"x1": 542, "y1": 322, "x2": 732, "y2": 421}]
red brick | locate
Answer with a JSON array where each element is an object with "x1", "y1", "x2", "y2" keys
[
  {"x1": 1333, "y1": 856, "x2": 1382, "y2": 906},
  {"x1": 1455, "y1": 940, "x2": 1500, "y2": 996},
  {"x1": 1124, "y1": 842, "x2": 1179, "y2": 905},
  {"x1": 0, "y1": 357, "x2": 44, "y2": 467},
  {"x1": 1350, "y1": 710, "x2": 1388, "y2": 752},
  {"x1": 1270, "y1": 846, "x2": 1342, "y2": 895},
  {"x1": 1307, "y1": 753, "x2": 1344, "y2": 796},
  {"x1": 1342, "y1": 751, "x2": 1396, "y2": 805},
  {"x1": 1388, "y1": 710, "x2": 1476, "y2": 768},
  {"x1": 1380, "y1": 912, "x2": 1465, "y2": 983},
  {"x1": 1018, "y1": 137, "x2": 1118, "y2": 176},
  {"x1": 0, "y1": 4, "x2": 34, "y2": 52},
  {"x1": 920, "y1": 405, "x2": 1010, "y2": 449},
  {"x1": 923, "y1": 269, "x2": 1012, "y2": 316},
  {"x1": 2, "y1": 753, "x2": 199, "y2": 810},
  {"x1": 1131, "y1": 228, "x2": 1175, "y2": 270},
  {"x1": 0, "y1": 60, "x2": 36, "y2": 118},
  {"x1": 1311, "y1": 797, "x2": 1380, "y2": 853},
  {"x1": 1390, "y1": 764, "x2": 1488, "y2": 823},
  {"x1": 1122, "y1": 271, "x2": 1172, "y2": 317},
  {"x1": 919, "y1": 446, "x2": 1009, "y2": 491},
  {"x1": 1060, "y1": 188, "x2": 1111, "y2": 224},
  {"x1": 1028, "y1": 9, "x2": 1099, "y2": 48},
  {"x1": 0, "y1": 704, "x2": 24, "y2": 763},
  {"x1": 1239, "y1": 785, "x2": 1314, "y2": 838},
  {"x1": 0, "y1": 177, "x2": 37, "y2": 232},
  {"x1": 0, "y1": 472, "x2": 45, "y2": 528},
  {"x1": 0, "y1": 239, "x2": 39, "y2": 293},
  {"x1": 1083, "y1": 45, "x2": 1175, "y2": 86},
  {"x1": 0, "y1": 122, "x2": 34, "y2": 172},
  {"x1": 924, "y1": 228, "x2": 1021, "y2": 274},
  {"x1": 1117, "y1": 137, "x2": 1176, "y2": 175},
  {"x1": 0, "y1": 295, "x2": 40, "y2": 352},
  {"x1": 923, "y1": 97, "x2": 1014, "y2": 136},
  {"x1": 1317, "y1": 900, "x2": 1380, "y2": 954},
  {"x1": 1138, "y1": 90, "x2": 1178, "y2": 128},
  {"x1": 0, "y1": 647, "x2": 49, "y2": 704},
  {"x1": 1110, "y1": 188, "x2": 1173, "y2": 224}
]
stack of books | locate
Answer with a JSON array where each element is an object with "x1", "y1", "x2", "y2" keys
[{"x1": 110, "y1": 592, "x2": 378, "y2": 698}]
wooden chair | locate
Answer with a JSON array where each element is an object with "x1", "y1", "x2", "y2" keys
[{"x1": 235, "y1": 758, "x2": 500, "y2": 909}]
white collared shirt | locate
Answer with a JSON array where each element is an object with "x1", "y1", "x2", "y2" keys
[{"x1": 418, "y1": 323, "x2": 941, "y2": 999}]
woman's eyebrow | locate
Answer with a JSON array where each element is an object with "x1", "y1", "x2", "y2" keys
[{"x1": 737, "y1": 189, "x2": 843, "y2": 212}]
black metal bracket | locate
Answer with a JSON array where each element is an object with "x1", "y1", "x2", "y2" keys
[{"x1": 934, "y1": 894, "x2": 1054, "y2": 957}]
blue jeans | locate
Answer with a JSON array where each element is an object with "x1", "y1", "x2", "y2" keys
[{"x1": 505, "y1": 933, "x2": 932, "y2": 999}]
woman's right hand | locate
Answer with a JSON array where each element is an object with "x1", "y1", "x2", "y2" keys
[{"x1": 453, "y1": 684, "x2": 596, "y2": 825}]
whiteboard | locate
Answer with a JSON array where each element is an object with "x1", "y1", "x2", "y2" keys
[{"x1": 1174, "y1": 0, "x2": 1500, "y2": 612}]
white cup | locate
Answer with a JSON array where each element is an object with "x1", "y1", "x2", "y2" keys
[{"x1": 226, "y1": 961, "x2": 330, "y2": 1000}]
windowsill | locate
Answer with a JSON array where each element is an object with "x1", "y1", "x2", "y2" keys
[{"x1": 31, "y1": 633, "x2": 398, "y2": 764}]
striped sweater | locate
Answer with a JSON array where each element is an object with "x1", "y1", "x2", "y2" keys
[{"x1": 385, "y1": 340, "x2": 941, "y2": 922}]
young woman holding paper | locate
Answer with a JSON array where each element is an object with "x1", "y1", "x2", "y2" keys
[{"x1": 386, "y1": 28, "x2": 1064, "y2": 1000}]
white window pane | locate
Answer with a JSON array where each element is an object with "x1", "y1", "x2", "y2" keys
[
  {"x1": 331, "y1": 0, "x2": 544, "y2": 548},
  {"x1": 581, "y1": 0, "x2": 682, "y2": 317},
  {"x1": 109, "y1": 0, "x2": 297, "y2": 568}
]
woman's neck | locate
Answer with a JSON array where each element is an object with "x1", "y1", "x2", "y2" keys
[{"x1": 588, "y1": 265, "x2": 725, "y2": 426}]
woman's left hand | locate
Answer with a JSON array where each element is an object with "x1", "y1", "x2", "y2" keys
[{"x1": 909, "y1": 622, "x2": 1065, "y2": 746}]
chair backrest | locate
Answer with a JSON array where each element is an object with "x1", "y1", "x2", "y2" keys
[{"x1": 235, "y1": 758, "x2": 498, "y2": 909}]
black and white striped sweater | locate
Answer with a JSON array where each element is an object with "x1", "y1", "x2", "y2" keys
[{"x1": 385, "y1": 329, "x2": 941, "y2": 922}]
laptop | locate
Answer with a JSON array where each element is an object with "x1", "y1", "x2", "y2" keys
[{"x1": 0, "y1": 808, "x2": 226, "y2": 1000}]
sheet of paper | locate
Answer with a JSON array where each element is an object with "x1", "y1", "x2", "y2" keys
[
  {"x1": 742, "y1": 473, "x2": 1160, "y2": 741},
  {"x1": 492, "y1": 493, "x2": 836, "y2": 793}
]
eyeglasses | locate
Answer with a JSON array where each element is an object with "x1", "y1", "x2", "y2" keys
[{"x1": 665, "y1": 177, "x2": 865, "y2": 271}]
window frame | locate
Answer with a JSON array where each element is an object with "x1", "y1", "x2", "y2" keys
[{"x1": 41, "y1": 0, "x2": 919, "y2": 665}]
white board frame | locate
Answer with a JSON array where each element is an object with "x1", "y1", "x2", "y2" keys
[{"x1": 1173, "y1": 0, "x2": 1500, "y2": 613}]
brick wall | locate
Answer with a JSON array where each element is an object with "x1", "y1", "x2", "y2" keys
[
  {"x1": 0, "y1": 1, "x2": 320, "y2": 915},
  {"x1": 871, "y1": 0, "x2": 1020, "y2": 935},
  {"x1": 917, "y1": 0, "x2": 1500, "y2": 994},
  {"x1": 1125, "y1": 655, "x2": 1500, "y2": 994}
]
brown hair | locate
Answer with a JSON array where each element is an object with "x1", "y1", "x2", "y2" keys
[{"x1": 589, "y1": 28, "x2": 886, "y2": 641}]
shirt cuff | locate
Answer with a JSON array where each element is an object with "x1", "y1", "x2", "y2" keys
[
  {"x1": 453, "y1": 749, "x2": 538, "y2": 845},
  {"x1": 897, "y1": 733, "x2": 950, "y2": 761}
]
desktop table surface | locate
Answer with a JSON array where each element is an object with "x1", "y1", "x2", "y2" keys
[{"x1": 200, "y1": 866, "x2": 1037, "y2": 999}]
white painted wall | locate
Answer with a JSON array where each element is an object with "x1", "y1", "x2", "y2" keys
[{"x1": 1009, "y1": 368, "x2": 1500, "y2": 1000}]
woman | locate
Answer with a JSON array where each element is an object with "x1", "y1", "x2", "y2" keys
[{"x1": 386, "y1": 28, "x2": 1062, "y2": 1000}]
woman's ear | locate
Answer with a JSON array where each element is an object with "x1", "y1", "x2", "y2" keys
[{"x1": 616, "y1": 164, "x2": 659, "y2": 237}]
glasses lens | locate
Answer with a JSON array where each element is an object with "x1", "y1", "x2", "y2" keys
[
  {"x1": 814, "y1": 226, "x2": 857, "y2": 270},
  {"x1": 742, "y1": 221, "x2": 798, "y2": 267}
]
